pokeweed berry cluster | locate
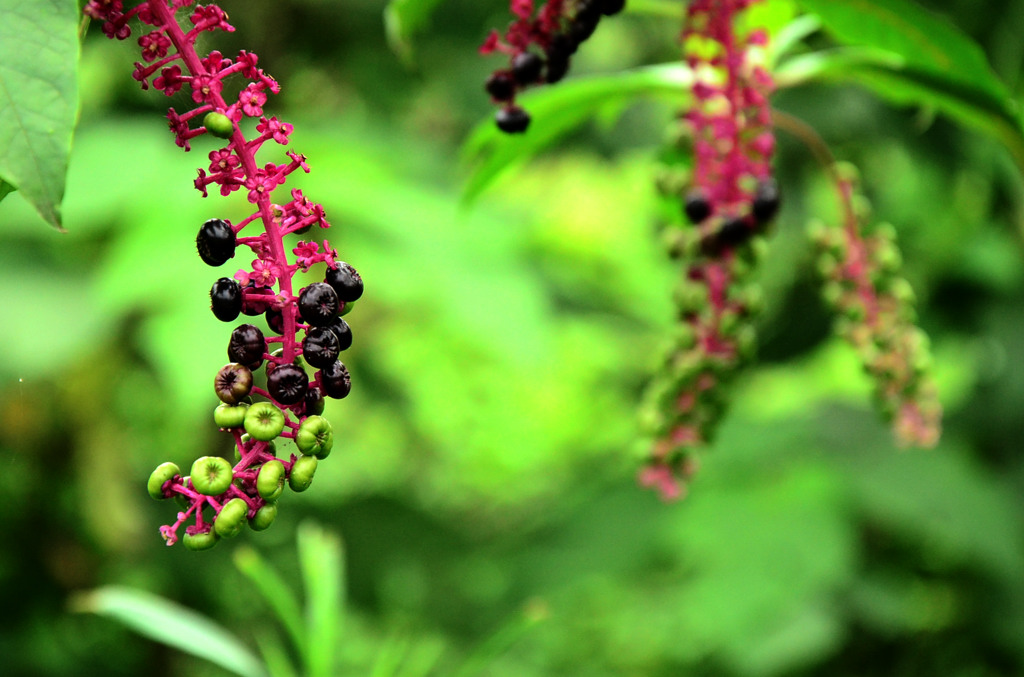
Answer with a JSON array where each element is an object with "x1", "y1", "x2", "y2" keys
[
  {"x1": 480, "y1": 0, "x2": 627, "y2": 133},
  {"x1": 809, "y1": 164, "x2": 941, "y2": 447},
  {"x1": 638, "y1": 0, "x2": 778, "y2": 501},
  {"x1": 85, "y1": 0, "x2": 363, "y2": 549}
]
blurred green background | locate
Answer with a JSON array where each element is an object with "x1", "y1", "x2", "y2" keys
[{"x1": 3, "y1": 0, "x2": 1024, "y2": 675}]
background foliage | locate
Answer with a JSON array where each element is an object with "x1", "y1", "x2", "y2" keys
[{"x1": 2, "y1": 0, "x2": 1024, "y2": 675}]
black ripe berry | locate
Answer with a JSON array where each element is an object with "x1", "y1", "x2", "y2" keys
[
  {"x1": 304, "y1": 385, "x2": 326, "y2": 417},
  {"x1": 684, "y1": 191, "x2": 712, "y2": 224},
  {"x1": 485, "y1": 71, "x2": 516, "y2": 101},
  {"x1": 298, "y1": 283, "x2": 339, "y2": 327},
  {"x1": 302, "y1": 327, "x2": 341, "y2": 369},
  {"x1": 326, "y1": 317, "x2": 353, "y2": 352},
  {"x1": 600, "y1": 0, "x2": 626, "y2": 15},
  {"x1": 512, "y1": 52, "x2": 543, "y2": 85},
  {"x1": 265, "y1": 307, "x2": 285, "y2": 334},
  {"x1": 196, "y1": 219, "x2": 236, "y2": 267},
  {"x1": 752, "y1": 179, "x2": 781, "y2": 224},
  {"x1": 267, "y1": 362, "x2": 309, "y2": 405},
  {"x1": 319, "y1": 360, "x2": 352, "y2": 399},
  {"x1": 545, "y1": 35, "x2": 572, "y2": 84},
  {"x1": 325, "y1": 262, "x2": 364, "y2": 302},
  {"x1": 570, "y1": 2, "x2": 601, "y2": 43},
  {"x1": 496, "y1": 106, "x2": 531, "y2": 134},
  {"x1": 210, "y1": 278, "x2": 242, "y2": 322},
  {"x1": 717, "y1": 217, "x2": 753, "y2": 248},
  {"x1": 228, "y1": 324, "x2": 266, "y2": 370}
]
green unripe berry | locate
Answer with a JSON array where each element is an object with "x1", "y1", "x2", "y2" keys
[
  {"x1": 214, "y1": 498, "x2": 249, "y2": 538},
  {"x1": 249, "y1": 502, "x2": 278, "y2": 531},
  {"x1": 148, "y1": 462, "x2": 180, "y2": 500},
  {"x1": 191, "y1": 456, "x2": 233, "y2": 496},
  {"x1": 244, "y1": 402, "x2": 286, "y2": 441},
  {"x1": 214, "y1": 402, "x2": 249, "y2": 429},
  {"x1": 295, "y1": 415, "x2": 333, "y2": 458},
  {"x1": 257, "y1": 459, "x2": 287, "y2": 501},
  {"x1": 182, "y1": 529, "x2": 220, "y2": 551},
  {"x1": 339, "y1": 300, "x2": 354, "y2": 317},
  {"x1": 204, "y1": 111, "x2": 234, "y2": 139},
  {"x1": 288, "y1": 455, "x2": 318, "y2": 492}
]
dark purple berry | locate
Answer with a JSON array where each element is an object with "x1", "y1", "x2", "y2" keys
[
  {"x1": 717, "y1": 217, "x2": 753, "y2": 247},
  {"x1": 496, "y1": 106, "x2": 530, "y2": 134},
  {"x1": 325, "y1": 262, "x2": 364, "y2": 302},
  {"x1": 319, "y1": 360, "x2": 351, "y2": 399},
  {"x1": 242, "y1": 283, "x2": 274, "y2": 316},
  {"x1": 298, "y1": 283, "x2": 339, "y2": 327},
  {"x1": 600, "y1": 0, "x2": 626, "y2": 15},
  {"x1": 304, "y1": 386, "x2": 326, "y2": 417},
  {"x1": 485, "y1": 71, "x2": 516, "y2": 101},
  {"x1": 215, "y1": 363, "x2": 253, "y2": 405},
  {"x1": 267, "y1": 363, "x2": 309, "y2": 405},
  {"x1": 210, "y1": 278, "x2": 242, "y2": 322},
  {"x1": 512, "y1": 52, "x2": 543, "y2": 85},
  {"x1": 228, "y1": 324, "x2": 265, "y2": 371},
  {"x1": 752, "y1": 179, "x2": 781, "y2": 224},
  {"x1": 570, "y1": 2, "x2": 601, "y2": 43},
  {"x1": 545, "y1": 34, "x2": 574, "y2": 83},
  {"x1": 265, "y1": 307, "x2": 285, "y2": 334},
  {"x1": 302, "y1": 327, "x2": 341, "y2": 369},
  {"x1": 196, "y1": 219, "x2": 236, "y2": 267},
  {"x1": 684, "y1": 191, "x2": 712, "y2": 224},
  {"x1": 326, "y1": 317, "x2": 353, "y2": 352}
]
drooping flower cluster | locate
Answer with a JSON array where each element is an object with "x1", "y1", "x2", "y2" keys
[
  {"x1": 479, "y1": 0, "x2": 627, "y2": 133},
  {"x1": 810, "y1": 165, "x2": 941, "y2": 447},
  {"x1": 639, "y1": 0, "x2": 778, "y2": 501},
  {"x1": 85, "y1": 0, "x2": 362, "y2": 549}
]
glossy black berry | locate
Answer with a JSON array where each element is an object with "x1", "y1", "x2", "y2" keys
[
  {"x1": 717, "y1": 217, "x2": 753, "y2": 248},
  {"x1": 265, "y1": 307, "x2": 285, "y2": 334},
  {"x1": 324, "y1": 262, "x2": 364, "y2": 302},
  {"x1": 684, "y1": 191, "x2": 712, "y2": 224},
  {"x1": 242, "y1": 283, "x2": 274, "y2": 316},
  {"x1": 600, "y1": 0, "x2": 626, "y2": 15},
  {"x1": 302, "y1": 327, "x2": 341, "y2": 369},
  {"x1": 485, "y1": 71, "x2": 516, "y2": 101},
  {"x1": 266, "y1": 363, "x2": 309, "y2": 405},
  {"x1": 196, "y1": 219, "x2": 236, "y2": 267},
  {"x1": 303, "y1": 386, "x2": 326, "y2": 417},
  {"x1": 570, "y1": 3, "x2": 601, "y2": 43},
  {"x1": 210, "y1": 278, "x2": 242, "y2": 322},
  {"x1": 512, "y1": 52, "x2": 543, "y2": 85},
  {"x1": 298, "y1": 283, "x2": 339, "y2": 327},
  {"x1": 752, "y1": 179, "x2": 781, "y2": 224},
  {"x1": 545, "y1": 34, "x2": 574, "y2": 83},
  {"x1": 326, "y1": 317, "x2": 353, "y2": 352},
  {"x1": 319, "y1": 360, "x2": 352, "y2": 399},
  {"x1": 228, "y1": 324, "x2": 265, "y2": 371},
  {"x1": 496, "y1": 106, "x2": 531, "y2": 134}
]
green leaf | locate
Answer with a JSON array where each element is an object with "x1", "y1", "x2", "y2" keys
[
  {"x1": 776, "y1": 48, "x2": 1024, "y2": 172},
  {"x1": 461, "y1": 63, "x2": 692, "y2": 203},
  {"x1": 384, "y1": 0, "x2": 445, "y2": 65},
  {"x1": 794, "y1": 0, "x2": 1012, "y2": 106},
  {"x1": 298, "y1": 522, "x2": 345, "y2": 677},
  {"x1": 69, "y1": 586, "x2": 268, "y2": 677},
  {"x1": 0, "y1": 179, "x2": 14, "y2": 203},
  {"x1": 233, "y1": 546, "x2": 307, "y2": 659},
  {"x1": 0, "y1": 0, "x2": 79, "y2": 231}
]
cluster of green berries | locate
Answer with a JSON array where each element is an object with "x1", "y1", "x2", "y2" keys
[
  {"x1": 808, "y1": 166, "x2": 940, "y2": 447},
  {"x1": 149, "y1": 221, "x2": 362, "y2": 549},
  {"x1": 481, "y1": 0, "x2": 627, "y2": 133}
]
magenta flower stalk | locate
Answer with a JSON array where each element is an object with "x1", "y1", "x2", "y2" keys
[
  {"x1": 639, "y1": 0, "x2": 778, "y2": 501},
  {"x1": 85, "y1": 0, "x2": 361, "y2": 549}
]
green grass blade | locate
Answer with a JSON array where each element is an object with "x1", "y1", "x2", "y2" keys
[
  {"x1": 69, "y1": 585, "x2": 267, "y2": 677},
  {"x1": 298, "y1": 522, "x2": 345, "y2": 677},
  {"x1": 232, "y1": 545, "x2": 307, "y2": 658}
]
